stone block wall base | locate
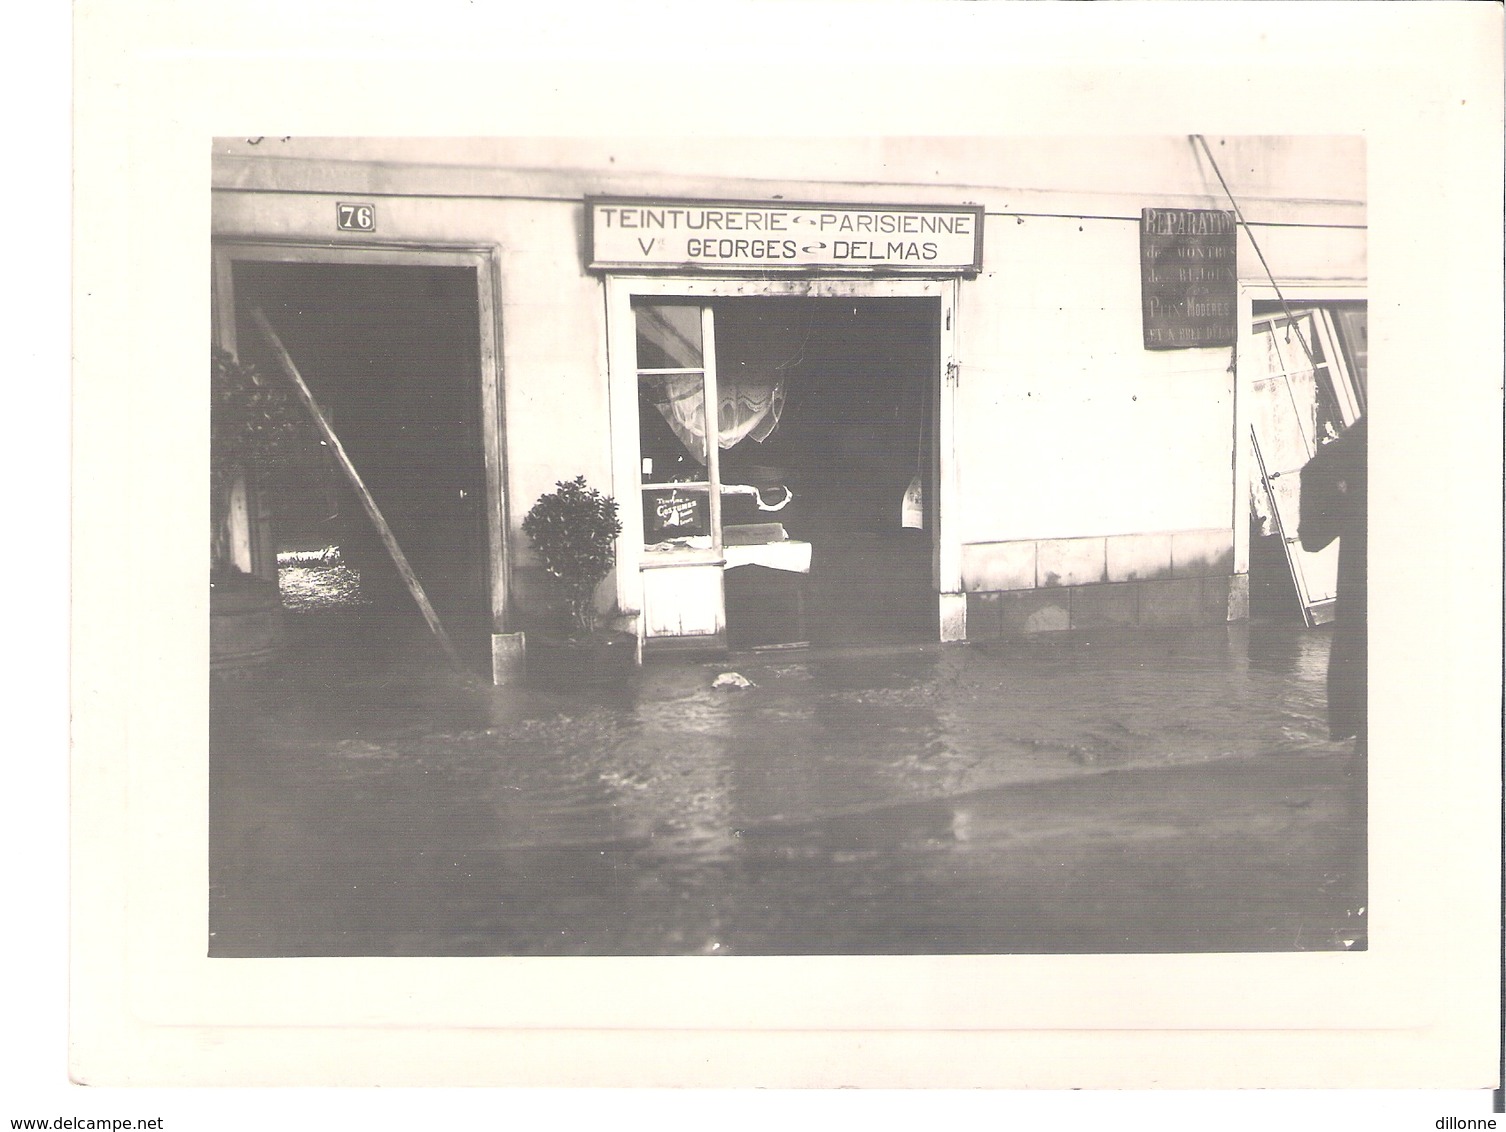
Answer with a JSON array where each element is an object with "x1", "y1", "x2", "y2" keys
[{"x1": 967, "y1": 575, "x2": 1245, "y2": 639}]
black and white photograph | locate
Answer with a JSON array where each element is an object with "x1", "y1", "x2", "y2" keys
[
  {"x1": 208, "y1": 135, "x2": 1370, "y2": 959},
  {"x1": 46, "y1": 0, "x2": 1501, "y2": 1119}
]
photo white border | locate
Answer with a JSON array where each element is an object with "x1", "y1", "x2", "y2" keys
[{"x1": 64, "y1": 0, "x2": 1502, "y2": 1101}]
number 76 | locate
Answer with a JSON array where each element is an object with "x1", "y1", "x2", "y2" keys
[{"x1": 337, "y1": 203, "x2": 374, "y2": 231}]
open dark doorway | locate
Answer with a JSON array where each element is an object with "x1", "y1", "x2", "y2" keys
[
  {"x1": 715, "y1": 297, "x2": 939, "y2": 648},
  {"x1": 231, "y1": 261, "x2": 492, "y2": 674}
]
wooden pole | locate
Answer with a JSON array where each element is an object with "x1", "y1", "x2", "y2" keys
[{"x1": 248, "y1": 307, "x2": 468, "y2": 672}]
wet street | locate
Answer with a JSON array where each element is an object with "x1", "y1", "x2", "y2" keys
[{"x1": 209, "y1": 619, "x2": 1366, "y2": 957}]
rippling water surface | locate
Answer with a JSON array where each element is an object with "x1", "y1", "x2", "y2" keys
[{"x1": 211, "y1": 620, "x2": 1362, "y2": 956}]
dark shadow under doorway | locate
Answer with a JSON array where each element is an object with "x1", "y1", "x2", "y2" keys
[
  {"x1": 232, "y1": 259, "x2": 493, "y2": 676},
  {"x1": 714, "y1": 297, "x2": 939, "y2": 650}
]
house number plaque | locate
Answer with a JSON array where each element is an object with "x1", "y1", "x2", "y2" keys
[{"x1": 336, "y1": 202, "x2": 376, "y2": 232}]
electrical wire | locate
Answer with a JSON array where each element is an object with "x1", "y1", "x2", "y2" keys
[{"x1": 1192, "y1": 134, "x2": 1322, "y2": 375}]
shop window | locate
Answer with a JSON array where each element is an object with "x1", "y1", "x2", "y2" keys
[
  {"x1": 637, "y1": 302, "x2": 717, "y2": 551},
  {"x1": 635, "y1": 300, "x2": 801, "y2": 556},
  {"x1": 1251, "y1": 303, "x2": 1365, "y2": 458},
  {"x1": 1327, "y1": 304, "x2": 1368, "y2": 412}
]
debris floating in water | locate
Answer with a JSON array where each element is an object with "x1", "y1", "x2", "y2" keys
[{"x1": 713, "y1": 671, "x2": 755, "y2": 690}]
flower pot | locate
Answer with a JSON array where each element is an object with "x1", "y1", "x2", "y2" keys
[{"x1": 526, "y1": 629, "x2": 637, "y2": 687}]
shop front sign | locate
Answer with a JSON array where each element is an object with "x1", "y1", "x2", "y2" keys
[
  {"x1": 1140, "y1": 207, "x2": 1237, "y2": 349},
  {"x1": 588, "y1": 198, "x2": 984, "y2": 273}
]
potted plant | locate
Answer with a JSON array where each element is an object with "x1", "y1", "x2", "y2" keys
[
  {"x1": 210, "y1": 344, "x2": 320, "y2": 677},
  {"x1": 521, "y1": 475, "x2": 636, "y2": 685}
]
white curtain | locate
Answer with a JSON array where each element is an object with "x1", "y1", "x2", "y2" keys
[{"x1": 645, "y1": 373, "x2": 786, "y2": 457}]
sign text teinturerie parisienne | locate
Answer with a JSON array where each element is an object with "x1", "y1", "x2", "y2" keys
[{"x1": 588, "y1": 199, "x2": 985, "y2": 272}]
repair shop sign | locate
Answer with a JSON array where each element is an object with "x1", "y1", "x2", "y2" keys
[
  {"x1": 588, "y1": 198, "x2": 984, "y2": 273},
  {"x1": 1140, "y1": 207, "x2": 1237, "y2": 349}
]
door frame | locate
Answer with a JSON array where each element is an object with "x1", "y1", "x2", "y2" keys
[
  {"x1": 211, "y1": 240, "x2": 511, "y2": 637},
  {"x1": 1235, "y1": 278, "x2": 1365, "y2": 592},
  {"x1": 604, "y1": 274, "x2": 962, "y2": 642}
]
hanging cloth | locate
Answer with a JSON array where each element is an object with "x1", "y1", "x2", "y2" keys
[
  {"x1": 717, "y1": 377, "x2": 786, "y2": 447},
  {"x1": 643, "y1": 373, "x2": 786, "y2": 457}
]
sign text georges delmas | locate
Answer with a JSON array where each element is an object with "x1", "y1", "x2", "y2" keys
[{"x1": 588, "y1": 199, "x2": 985, "y2": 273}]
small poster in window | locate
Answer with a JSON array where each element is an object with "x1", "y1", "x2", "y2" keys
[{"x1": 644, "y1": 488, "x2": 709, "y2": 541}]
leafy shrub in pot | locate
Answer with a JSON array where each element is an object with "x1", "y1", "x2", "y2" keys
[{"x1": 522, "y1": 473, "x2": 628, "y2": 632}]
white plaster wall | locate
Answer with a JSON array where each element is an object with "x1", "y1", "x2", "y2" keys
[
  {"x1": 955, "y1": 214, "x2": 1234, "y2": 544},
  {"x1": 211, "y1": 136, "x2": 1365, "y2": 223},
  {"x1": 1238, "y1": 221, "x2": 1367, "y2": 283},
  {"x1": 951, "y1": 210, "x2": 1365, "y2": 548},
  {"x1": 491, "y1": 201, "x2": 611, "y2": 520}
]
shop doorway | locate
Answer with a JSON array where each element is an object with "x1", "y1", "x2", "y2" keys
[
  {"x1": 632, "y1": 294, "x2": 941, "y2": 649},
  {"x1": 221, "y1": 255, "x2": 498, "y2": 675},
  {"x1": 717, "y1": 297, "x2": 938, "y2": 647}
]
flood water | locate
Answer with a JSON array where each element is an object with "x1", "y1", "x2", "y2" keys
[{"x1": 210, "y1": 619, "x2": 1364, "y2": 956}]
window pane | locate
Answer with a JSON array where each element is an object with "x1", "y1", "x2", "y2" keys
[
  {"x1": 1273, "y1": 313, "x2": 1316, "y2": 377},
  {"x1": 640, "y1": 371, "x2": 709, "y2": 477},
  {"x1": 1330, "y1": 305, "x2": 1368, "y2": 407},
  {"x1": 1254, "y1": 322, "x2": 1283, "y2": 378},
  {"x1": 643, "y1": 485, "x2": 711, "y2": 550},
  {"x1": 635, "y1": 303, "x2": 702, "y2": 369}
]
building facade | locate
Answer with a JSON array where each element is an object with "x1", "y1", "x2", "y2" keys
[{"x1": 211, "y1": 137, "x2": 1367, "y2": 682}]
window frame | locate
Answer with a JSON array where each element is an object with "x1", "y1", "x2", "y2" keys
[
  {"x1": 212, "y1": 239, "x2": 511, "y2": 633},
  {"x1": 634, "y1": 302, "x2": 723, "y2": 557},
  {"x1": 1234, "y1": 279, "x2": 1365, "y2": 584},
  {"x1": 605, "y1": 274, "x2": 961, "y2": 637}
]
